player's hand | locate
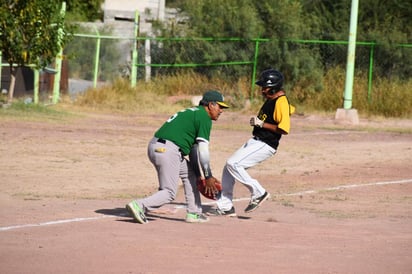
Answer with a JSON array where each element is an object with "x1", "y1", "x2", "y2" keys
[
  {"x1": 250, "y1": 116, "x2": 264, "y2": 127},
  {"x1": 204, "y1": 177, "x2": 220, "y2": 196}
]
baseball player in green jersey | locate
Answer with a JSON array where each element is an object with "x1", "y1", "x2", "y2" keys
[
  {"x1": 208, "y1": 69, "x2": 295, "y2": 217},
  {"x1": 126, "y1": 90, "x2": 229, "y2": 224}
]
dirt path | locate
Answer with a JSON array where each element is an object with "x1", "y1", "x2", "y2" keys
[{"x1": 0, "y1": 111, "x2": 411, "y2": 273}]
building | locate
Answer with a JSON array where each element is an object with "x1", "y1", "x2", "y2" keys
[{"x1": 103, "y1": 0, "x2": 166, "y2": 37}]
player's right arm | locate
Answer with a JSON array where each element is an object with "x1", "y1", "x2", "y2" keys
[{"x1": 196, "y1": 139, "x2": 212, "y2": 179}]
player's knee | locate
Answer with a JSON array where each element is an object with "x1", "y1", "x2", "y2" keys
[
  {"x1": 168, "y1": 189, "x2": 177, "y2": 201},
  {"x1": 159, "y1": 187, "x2": 177, "y2": 201},
  {"x1": 225, "y1": 160, "x2": 238, "y2": 174}
]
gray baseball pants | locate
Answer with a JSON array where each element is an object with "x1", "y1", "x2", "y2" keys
[{"x1": 135, "y1": 137, "x2": 202, "y2": 214}]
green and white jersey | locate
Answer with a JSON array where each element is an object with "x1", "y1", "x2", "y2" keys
[{"x1": 154, "y1": 106, "x2": 212, "y2": 155}]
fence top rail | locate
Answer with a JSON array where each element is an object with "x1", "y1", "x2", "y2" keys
[{"x1": 72, "y1": 34, "x2": 410, "y2": 47}]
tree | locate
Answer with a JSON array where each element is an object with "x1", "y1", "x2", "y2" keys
[
  {"x1": 357, "y1": 0, "x2": 412, "y2": 79},
  {"x1": 0, "y1": 0, "x2": 72, "y2": 103},
  {"x1": 180, "y1": 0, "x2": 263, "y2": 38},
  {"x1": 161, "y1": 0, "x2": 324, "y2": 90},
  {"x1": 302, "y1": 0, "x2": 412, "y2": 79},
  {"x1": 153, "y1": 0, "x2": 264, "y2": 80},
  {"x1": 253, "y1": 0, "x2": 324, "y2": 94},
  {"x1": 65, "y1": 0, "x2": 104, "y2": 22}
]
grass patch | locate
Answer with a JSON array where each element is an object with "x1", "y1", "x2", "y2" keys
[{"x1": 0, "y1": 100, "x2": 77, "y2": 122}]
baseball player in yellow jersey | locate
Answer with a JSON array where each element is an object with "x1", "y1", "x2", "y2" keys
[
  {"x1": 126, "y1": 90, "x2": 229, "y2": 224},
  {"x1": 209, "y1": 69, "x2": 295, "y2": 216}
]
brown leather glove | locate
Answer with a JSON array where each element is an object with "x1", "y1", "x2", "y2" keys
[{"x1": 203, "y1": 177, "x2": 222, "y2": 198}]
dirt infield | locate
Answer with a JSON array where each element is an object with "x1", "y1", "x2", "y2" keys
[{"x1": 1, "y1": 109, "x2": 411, "y2": 274}]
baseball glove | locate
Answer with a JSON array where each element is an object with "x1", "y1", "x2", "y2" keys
[{"x1": 197, "y1": 177, "x2": 222, "y2": 200}]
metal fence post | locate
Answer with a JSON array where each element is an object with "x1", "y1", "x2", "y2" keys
[
  {"x1": 93, "y1": 28, "x2": 101, "y2": 88},
  {"x1": 251, "y1": 39, "x2": 260, "y2": 100},
  {"x1": 0, "y1": 51, "x2": 2, "y2": 91},
  {"x1": 131, "y1": 11, "x2": 139, "y2": 87},
  {"x1": 368, "y1": 43, "x2": 375, "y2": 102},
  {"x1": 33, "y1": 68, "x2": 39, "y2": 104}
]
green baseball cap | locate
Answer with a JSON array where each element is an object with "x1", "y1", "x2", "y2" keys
[{"x1": 202, "y1": 90, "x2": 229, "y2": 108}]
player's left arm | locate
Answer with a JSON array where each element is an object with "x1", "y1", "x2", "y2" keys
[
  {"x1": 259, "y1": 97, "x2": 290, "y2": 135},
  {"x1": 195, "y1": 138, "x2": 221, "y2": 195},
  {"x1": 273, "y1": 96, "x2": 291, "y2": 135}
]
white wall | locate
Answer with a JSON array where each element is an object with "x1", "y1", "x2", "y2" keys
[
  {"x1": 103, "y1": 0, "x2": 165, "y2": 36},
  {"x1": 104, "y1": 0, "x2": 159, "y2": 12},
  {"x1": 104, "y1": 0, "x2": 162, "y2": 21}
]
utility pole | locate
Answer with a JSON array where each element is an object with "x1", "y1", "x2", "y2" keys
[{"x1": 335, "y1": 0, "x2": 359, "y2": 124}]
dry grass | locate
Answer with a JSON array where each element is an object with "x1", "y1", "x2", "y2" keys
[
  {"x1": 290, "y1": 67, "x2": 412, "y2": 118},
  {"x1": 73, "y1": 74, "x2": 256, "y2": 113},
  {"x1": 3, "y1": 69, "x2": 409, "y2": 118}
]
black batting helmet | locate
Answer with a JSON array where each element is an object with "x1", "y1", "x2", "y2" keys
[{"x1": 255, "y1": 69, "x2": 284, "y2": 93}]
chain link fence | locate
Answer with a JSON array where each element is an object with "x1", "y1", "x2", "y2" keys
[
  {"x1": 1, "y1": 34, "x2": 410, "y2": 107},
  {"x1": 64, "y1": 34, "x2": 411, "y2": 100}
]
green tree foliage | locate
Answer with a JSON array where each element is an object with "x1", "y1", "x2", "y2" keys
[
  {"x1": 301, "y1": 0, "x2": 350, "y2": 40},
  {"x1": 65, "y1": 0, "x2": 104, "y2": 22},
  {"x1": 160, "y1": 0, "x2": 324, "y2": 94},
  {"x1": 356, "y1": 0, "x2": 411, "y2": 79},
  {"x1": 0, "y1": 0, "x2": 69, "y2": 68},
  {"x1": 0, "y1": 0, "x2": 72, "y2": 102},
  {"x1": 159, "y1": 0, "x2": 410, "y2": 100},
  {"x1": 302, "y1": 0, "x2": 411, "y2": 79},
  {"x1": 181, "y1": 0, "x2": 263, "y2": 38},
  {"x1": 151, "y1": 0, "x2": 265, "y2": 80},
  {"x1": 253, "y1": 0, "x2": 323, "y2": 93}
]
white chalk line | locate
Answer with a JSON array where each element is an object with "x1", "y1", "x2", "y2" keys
[
  {"x1": 282, "y1": 178, "x2": 412, "y2": 196},
  {"x1": 0, "y1": 215, "x2": 117, "y2": 232},
  {"x1": 292, "y1": 130, "x2": 367, "y2": 136},
  {"x1": 1, "y1": 178, "x2": 411, "y2": 232}
]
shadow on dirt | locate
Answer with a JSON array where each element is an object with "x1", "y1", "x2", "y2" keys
[
  {"x1": 95, "y1": 208, "x2": 127, "y2": 217},
  {"x1": 93, "y1": 203, "x2": 249, "y2": 223}
]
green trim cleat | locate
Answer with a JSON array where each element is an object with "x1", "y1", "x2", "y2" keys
[
  {"x1": 185, "y1": 213, "x2": 210, "y2": 223},
  {"x1": 126, "y1": 201, "x2": 148, "y2": 224}
]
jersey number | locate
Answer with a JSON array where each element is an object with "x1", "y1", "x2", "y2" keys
[{"x1": 166, "y1": 107, "x2": 198, "y2": 123}]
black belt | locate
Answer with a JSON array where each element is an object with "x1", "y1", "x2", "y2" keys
[
  {"x1": 157, "y1": 138, "x2": 166, "y2": 144},
  {"x1": 156, "y1": 138, "x2": 186, "y2": 158}
]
